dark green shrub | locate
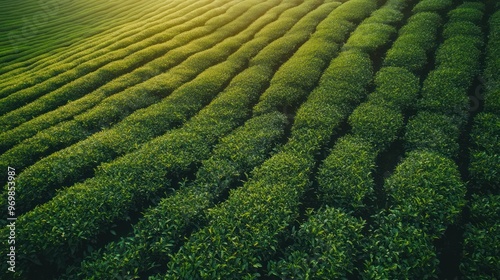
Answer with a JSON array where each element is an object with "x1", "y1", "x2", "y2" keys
[
  {"x1": 468, "y1": 194, "x2": 500, "y2": 225},
  {"x1": 435, "y1": 36, "x2": 482, "y2": 69},
  {"x1": 268, "y1": 207, "x2": 365, "y2": 279},
  {"x1": 461, "y1": 223, "x2": 500, "y2": 279},
  {"x1": 317, "y1": 135, "x2": 376, "y2": 212},
  {"x1": 405, "y1": 111, "x2": 460, "y2": 158},
  {"x1": 384, "y1": 150, "x2": 466, "y2": 238},
  {"x1": 363, "y1": 7, "x2": 404, "y2": 24},
  {"x1": 418, "y1": 72, "x2": 471, "y2": 125},
  {"x1": 443, "y1": 22, "x2": 482, "y2": 39},
  {"x1": 362, "y1": 211, "x2": 439, "y2": 279},
  {"x1": 469, "y1": 152, "x2": 500, "y2": 195},
  {"x1": 343, "y1": 23, "x2": 396, "y2": 52},
  {"x1": 461, "y1": 195, "x2": 500, "y2": 279},
  {"x1": 71, "y1": 112, "x2": 286, "y2": 279},
  {"x1": 470, "y1": 112, "x2": 500, "y2": 154}
]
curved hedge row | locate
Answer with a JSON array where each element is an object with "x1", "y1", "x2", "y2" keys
[
  {"x1": 68, "y1": 111, "x2": 287, "y2": 279},
  {"x1": 268, "y1": 207, "x2": 365, "y2": 279},
  {"x1": 0, "y1": 0, "x2": 323, "y2": 216},
  {"x1": 383, "y1": 11, "x2": 442, "y2": 73},
  {"x1": 0, "y1": 0, "x2": 205, "y2": 93},
  {"x1": 0, "y1": 0, "x2": 239, "y2": 120},
  {"x1": 363, "y1": 2, "x2": 484, "y2": 278},
  {"x1": 461, "y1": 8, "x2": 500, "y2": 279},
  {"x1": 317, "y1": 0, "x2": 427, "y2": 214},
  {"x1": 0, "y1": 0, "x2": 199, "y2": 95},
  {"x1": 0, "y1": 0, "x2": 241, "y2": 145},
  {"x1": 469, "y1": 9, "x2": 500, "y2": 194},
  {"x1": 460, "y1": 195, "x2": 500, "y2": 279},
  {"x1": 0, "y1": 0, "x2": 154, "y2": 80},
  {"x1": 0, "y1": 2, "x2": 336, "y2": 277},
  {"x1": 162, "y1": 1, "x2": 406, "y2": 278}
]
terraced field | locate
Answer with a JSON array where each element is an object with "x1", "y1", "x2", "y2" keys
[{"x1": 1, "y1": 0, "x2": 498, "y2": 279}]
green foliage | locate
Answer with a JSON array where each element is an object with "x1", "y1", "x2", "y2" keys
[
  {"x1": 461, "y1": 195, "x2": 500, "y2": 279},
  {"x1": 331, "y1": 0, "x2": 377, "y2": 23},
  {"x1": 268, "y1": 207, "x2": 365, "y2": 279},
  {"x1": 469, "y1": 113, "x2": 500, "y2": 194},
  {"x1": 349, "y1": 102, "x2": 404, "y2": 152},
  {"x1": 405, "y1": 111, "x2": 460, "y2": 158},
  {"x1": 317, "y1": 135, "x2": 376, "y2": 212},
  {"x1": 447, "y1": 7, "x2": 484, "y2": 24},
  {"x1": 384, "y1": 150, "x2": 466, "y2": 238},
  {"x1": 443, "y1": 22, "x2": 482, "y2": 39},
  {"x1": 362, "y1": 211, "x2": 439, "y2": 279},
  {"x1": 461, "y1": 223, "x2": 500, "y2": 279},
  {"x1": 412, "y1": 0, "x2": 453, "y2": 13},
  {"x1": 435, "y1": 36, "x2": 483, "y2": 69},
  {"x1": 383, "y1": 45, "x2": 427, "y2": 73},
  {"x1": 343, "y1": 23, "x2": 396, "y2": 52},
  {"x1": 468, "y1": 194, "x2": 500, "y2": 225},
  {"x1": 368, "y1": 66, "x2": 420, "y2": 111},
  {"x1": 485, "y1": 10, "x2": 500, "y2": 90},
  {"x1": 71, "y1": 112, "x2": 286, "y2": 279}
]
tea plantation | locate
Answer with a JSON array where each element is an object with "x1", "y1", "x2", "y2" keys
[{"x1": 0, "y1": 0, "x2": 498, "y2": 279}]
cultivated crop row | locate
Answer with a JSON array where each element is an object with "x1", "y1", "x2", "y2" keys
[
  {"x1": 0, "y1": 0, "x2": 150, "y2": 76},
  {"x1": 0, "y1": 0, "x2": 320, "y2": 215},
  {"x1": 159, "y1": 0, "x2": 420, "y2": 278},
  {"x1": 0, "y1": 0, "x2": 240, "y2": 125},
  {"x1": 363, "y1": 1, "x2": 485, "y2": 278},
  {"x1": 0, "y1": 1, "x2": 337, "y2": 277},
  {"x1": 0, "y1": 0, "x2": 213, "y2": 96},
  {"x1": 265, "y1": 0, "x2": 439, "y2": 277},
  {"x1": 461, "y1": 7, "x2": 500, "y2": 279}
]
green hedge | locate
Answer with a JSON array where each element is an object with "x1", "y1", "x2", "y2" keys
[
  {"x1": 447, "y1": 7, "x2": 484, "y2": 24},
  {"x1": 384, "y1": 150, "x2": 466, "y2": 238},
  {"x1": 268, "y1": 207, "x2": 365, "y2": 279},
  {"x1": 342, "y1": 23, "x2": 396, "y2": 52},
  {"x1": 253, "y1": 1, "x2": 349, "y2": 115},
  {"x1": 317, "y1": 135, "x2": 376, "y2": 212},
  {"x1": 362, "y1": 211, "x2": 439, "y2": 279},
  {"x1": 69, "y1": 112, "x2": 286, "y2": 279},
  {"x1": 485, "y1": 10, "x2": 500, "y2": 90},
  {"x1": 0, "y1": 0, "x2": 244, "y2": 127},
  {"x1": 0, "y1": 0, "x2": 323, "y2": 213},
  {"x1": 0, "y1": 1, "x2": 337, "y2": 276},
  {"x1": 0, "y1": 60, "x2": 275, "y2": 277},
  {"x1": 0, "y1": 0, "x2": 271, "y2": 148},
  {"x1": 443, "y1": 21, "x2": 482, "y2": 39},
  {"x1": 368, "y1": 66, "x2": 420, "y2": 111},
  {"x1": 469, "y1": 112, "x2": 500, "y2": 194},
  {"x1": 349, "y1": 102, "x2": 404, "y2": 152},
  {"x1": 460, "y1": 195, "x2": 500, "y2": 279},
  {"x1": 405, "y1": 111, "x2": 460, "y2": 158},
  {"x1": 383, "y1": 12, "x2": 442, "y2": 72},
  {"x1": 165, "y1": 12, "x2": 381, "y2": 279},
  {"x1": 0, "y1": 0, "x2": 218, "y2": 99},
  {"x1": 468, "y1": 194, "x2": 500, "y2": 225},
  {"x1": 412, "y1": 0, "x2": 453, "y2": 13}
]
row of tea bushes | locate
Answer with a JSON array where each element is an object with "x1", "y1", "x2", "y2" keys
[
  {"x1": 0, "y1": 0, "x2": 208, "y2": 92},
  {"x1": 1, "y1": 0, "x2": 325, "y2": 215},
  {"x1": 69, "y1": 112, "x2": 286, "y2": 279},
  {"x1": 162, "y1": 1, "x2": 414, "y2": 278},
  {"x1": 0, "y1": 0, "x2": 248, "y2": 130},
  {"x1": 363, "y1": 2, "x2": 484, "y2": 278},
  {"x1": 461, "y1": 8, "x2": 500, "y2": 279},
  {"x1": 0, "y1": 2, "x2": 337, "y2": 277}
]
